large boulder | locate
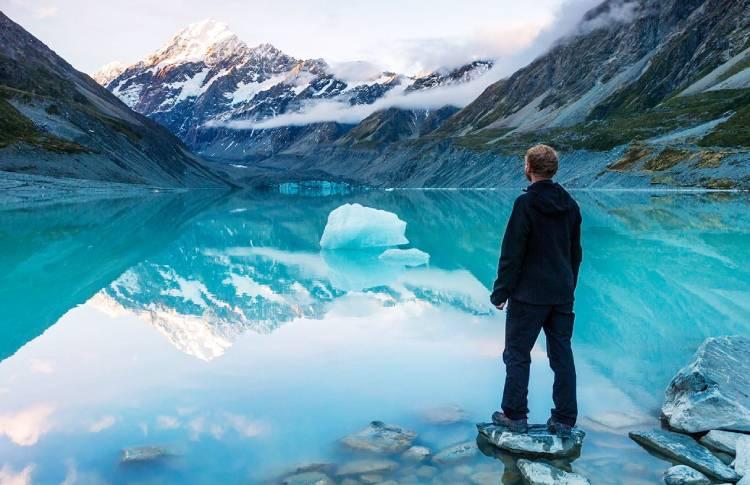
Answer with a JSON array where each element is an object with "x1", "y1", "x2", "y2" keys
[
  {"x1": 516, "y1": 460, "x2": 591, "y2": 485},
  {"x1": 432, "y1": 441, "x2": 479, "y2": 464},
  {"x1": 477, "y1": 423, "x2": 585, "y2": 458},
  {"x1": 663, "y1": 465, "x2": 711, "y2": 485},
  {"x1": 700, "y1": 430, "x2": 745, "y2": 455},
  {"x1": 734, "y1": 435, "x2": 750, "y2": 477},
  {"x1": 341, "y1": 421, "x2": 416, "y2": 454},
  {"x1": 629, "y1": 429, "x2": 740, "y2": 482},
  {"x1": 662, "y1": 336, "x2": 750, "y2": 433}
]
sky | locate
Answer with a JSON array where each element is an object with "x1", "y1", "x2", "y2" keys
[{"x1": 2, "y1": 0, "x2": 581, "y2": 75}]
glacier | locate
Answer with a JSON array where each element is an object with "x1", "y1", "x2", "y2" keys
[{"x1": 320, "y1": 203, "x2": 408, "y2": 249}]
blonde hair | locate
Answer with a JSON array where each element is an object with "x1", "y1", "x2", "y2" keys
[{"x1": 525, "y1": 144, "x2": 559, "y2": 178}]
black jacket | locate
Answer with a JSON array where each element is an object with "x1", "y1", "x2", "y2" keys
[{"x1": 490, "y1": 180, "x2": 582, "y2": 306}]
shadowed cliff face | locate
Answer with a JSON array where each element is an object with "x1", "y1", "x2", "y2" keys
[{"x1": 0, "y1": 192, "x2": 223, "y2": 360}]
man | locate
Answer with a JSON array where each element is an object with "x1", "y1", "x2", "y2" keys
[{"x1": 490, "y1": 144, "x2": 582, "y2": 438}]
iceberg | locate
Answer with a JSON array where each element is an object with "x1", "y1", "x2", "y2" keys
[
  {"x1": 378, "y1": 248, "x2": 430, "y2": 267},
  {"x1": 320, "y1": 204, "x2": 408, "y2": 249}
]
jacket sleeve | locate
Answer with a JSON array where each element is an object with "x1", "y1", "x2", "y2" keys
[
  {"x1": 490, "y1": 197, "x2": 530, "y2": 305},
  {"x1": 571, "y1": 208, "x2": 583, "y2": 288}
]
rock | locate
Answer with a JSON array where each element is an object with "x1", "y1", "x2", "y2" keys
[
  {"x1": 402, "y1": 446, "x2": 431, "y2": 462},
  {"x1": 419, "y1": 405, "x2": 470, "y2": 425},
  {"x1": 629, "y1": 430, "x2": 740, "y2": 482},
  {"x1": 432, "y1": 441, "x2": 479, "y2": 464},
  {"x1": 120, "y1": 446, "x2": 171, "y2": 463},
  {"x1": 469, "y1": 471, "x2": 499, "y2": 485},
  {"x1": 342, "y1": 421, "x2": 416, "y2": 454},
  {"x1": 516, "y1": 459, "x2": 591, "y2": 485},
  {"x1": 336, "y1": 460, "x2": 398, "y2": 477},
  {"x1": 663, "y1": 465, "x2": 711, "y2": 485},
  {"x1": 476, "y1": 423, "x2": 585, "y2": 458},
  {"x1": 281, "y1": 471, "x2": 335, "y2": 485},
  {"x1": 734, "y1": 435, "x2": 750, "y2": 476},
  {"x1": 662, "y1": 336, "x2": 750, "y2": 433},
  {"x1": 416, "y1": 465, "x2": 437, "y2": 478},
  {"x1": 358, "y1": 474, "x2": 383, "y2": 484},
  {"x1": 700, "y1": 430, "x2": 744, "y2": 455}
]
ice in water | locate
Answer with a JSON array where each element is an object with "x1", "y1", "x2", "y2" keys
[
  {"x1": 378, "y1": 248, "x2": 430, "y2": 267},
  {"x1": 320, "y1": 203, "x2": 408, "y2": 249}
]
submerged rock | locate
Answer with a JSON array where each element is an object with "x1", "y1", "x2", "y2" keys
[
  {"x1": 341, "y1": 421, "x2": 416, "y2": 454},
  {"x1": 419, "y1": 404, "x2": 470, "y2": 425},
  {"x1": 121, "y1": 446, "x2": 171, "y2": 463},
  {"x1": 516, "y1": 459, "x2": 590, "y2": 485},
  {"x1": 662, "y1": 336, "x2": 750, "y2": 434},
  {"x1": 432, "y1": 441, "x2": 479, "y2": 464},
  {"x1": 476, "y1": 423, "x2": 585, "y2": 458},
  {"x1": 663, "y1": 465, "x2": 711, "y2": 485},
  {"x1": 378, "y1": 248, "x2": 430, "y2": 267},
  {"x1": 335, "y1": 459, "x2": 398, "y2": 477},
  {"x1": 700, "y1": 430, "x2": 744, "y2": 455},
  {"x1": 281, "y1": 471, "x2": 335, "y2": 485},
  {"x1": 629, "y1": 429, "x2": 740, "y2": 482},
  {"x1": 402, "y1": 445, "x2": 431, "y2": 462}
]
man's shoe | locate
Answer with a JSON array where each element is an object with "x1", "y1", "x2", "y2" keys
[
  {"x1": 492, "y1": 411, "x2": 528, "y2": 433},
  {"x1": 547, "y1": 417, "x2": 573, "y2": 438}
]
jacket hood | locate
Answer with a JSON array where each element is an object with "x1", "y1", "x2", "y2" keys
[{"x1": 525, "y1": 180, "x2": 577, "y2": 215}]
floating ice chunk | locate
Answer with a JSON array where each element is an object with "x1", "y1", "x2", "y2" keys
[
  {"x1": 379, "y1": 248, "x2": 430, "y2": 267},
  {"x1": 320, "y1": 203, "x2": 408, "y2": 249}
]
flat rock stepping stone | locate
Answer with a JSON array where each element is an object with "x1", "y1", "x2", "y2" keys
[
  {"x1": 699, "y1": 430, "x2": 744, "y2": 455},
  {"x1": 662, "y1": 336, "x2": 750, "y2": 433},
  {"x1": 121, "y1": 446, "x2": 171, "y2": 463},
  {"x1": 335, "y1": 459, "x2": 398, "y2": 477},
  {"x1": 516, "y1": 459, "x2": 590, "y2": 485},
  {"x1": 477, "y1": 423, "x2": 585, "y2": 458},
  {"x1": 629, "y1": 429, "x2": 740, "y2": 482},
  {"x1": 341, "y1": 421, "x2": 416, "y2": 454},
  {"x1": 663, "y1": 465, "x2": 711, "y2": 485},
  {"x1": 281, "y1": 471, "x2": 335, "y2": 485}
]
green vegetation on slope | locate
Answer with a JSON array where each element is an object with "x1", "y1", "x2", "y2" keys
[
  {"x1": 0, "y1": 95, "x2": 87, "y2": 153},
  {"x1": 452, "y1": 89, "x2": 750, "y2": 154}
]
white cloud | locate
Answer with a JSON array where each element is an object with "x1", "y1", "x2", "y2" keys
[
  {"x1": 210, "y1": 67, "x2": 502, "y2": 129},
  {"x1": 33, "y1": 5, "x2": 59, "y2": 18},
  {"x1": 0, "y1": 465, "x2": 34, "y2": 485},
  {"x1": 88, "y1": 415, "x2": 116, "y2": 433},
  {"x1": 0, "y1": 404, "x2": 55, "y2": 446},
  {"x1": 156, "y1": 415, "x2": 180, "y2": 429}
]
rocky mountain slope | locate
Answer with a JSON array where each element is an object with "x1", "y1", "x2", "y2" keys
[
  {"x1": 98, "y1": 19, "x2": 494, "y2": 161},
  {"x1": 277, "y1": 0, "x2": 750, "y2": 189},
  {"x1": 0, "y1": 12, "x2": 230, "y2": 188},
  {"x1": 96, "y1": 1, "x2": 749, "y2": 190}
]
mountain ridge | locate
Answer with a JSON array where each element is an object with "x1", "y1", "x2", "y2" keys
[{"x1": 0, "y1": 11, "x2": 232, "y2": 188}]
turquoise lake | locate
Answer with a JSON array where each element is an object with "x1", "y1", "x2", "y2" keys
[{"x1": 1, "y1": 189, "x2": 749, "y2": 484}]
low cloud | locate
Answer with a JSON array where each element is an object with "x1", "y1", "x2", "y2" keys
[
  {"x1": 88, "y1": 415, "x2": 116, "y2": 433},
  {"x1": 0, "y1": 404, "x2": 55, "y2": 446},
  {"x1": 208, "y1": 1, "x2": 626, "y2": 130},
  {"x1": 211, "y1": 68, "x2": 502, "y2": 130},
  {"x1": 0, "y1": 465, "x2": 34, "y2": 485}
]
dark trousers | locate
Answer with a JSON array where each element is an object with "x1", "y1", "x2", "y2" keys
[{"x1": 501, "y1": 298, "x2": 578, "y2": 426}]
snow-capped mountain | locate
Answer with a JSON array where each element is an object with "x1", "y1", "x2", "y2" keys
[{"x1": 96, "y1": 19, "x2": 494, "y2": 161}]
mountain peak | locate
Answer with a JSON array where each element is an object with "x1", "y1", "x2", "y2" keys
[{"x1": 146, "y1": 18, "x2": 247, "y2": 67}]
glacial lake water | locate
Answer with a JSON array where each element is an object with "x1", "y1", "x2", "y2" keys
[{"x1": 1, "y1": 188, "x2": 749, "y2": 484}]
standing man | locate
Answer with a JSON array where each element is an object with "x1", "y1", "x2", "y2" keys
[{"x1": 490, "y1": 144, "x2": 583, "y2": 438}]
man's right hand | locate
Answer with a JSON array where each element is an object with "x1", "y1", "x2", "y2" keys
[{"x1": 495, "y1": 301, "x2": 507, "y2": 311}]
